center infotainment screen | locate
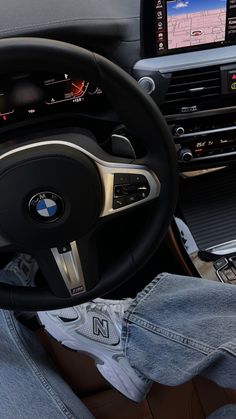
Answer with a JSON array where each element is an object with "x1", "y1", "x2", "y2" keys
[{"x1": 145, "y1": 0, "x2": 236, "y2": 56}]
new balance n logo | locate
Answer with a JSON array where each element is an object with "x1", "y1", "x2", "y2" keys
[{"x1": 93, "y1": 317, "x2": 109, "y2": 338}]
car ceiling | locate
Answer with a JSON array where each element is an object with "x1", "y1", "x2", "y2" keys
[{"x1": 0, "y1": 0, "x2": 141, "y2": 71}]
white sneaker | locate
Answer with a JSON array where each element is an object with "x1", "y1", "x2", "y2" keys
[
  {"x1": 4, "y1": 253, "x2": 38, "y2": 286},
  {"x1": 38, "y1": 298, "x2": 152, "y2": 402}
]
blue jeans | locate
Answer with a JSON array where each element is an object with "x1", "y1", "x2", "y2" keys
[
  {"x1": 0, "y1": 270, "x2": 236, "y2": 418},
  {"x1": 122, "y1": 273, "x2": 236, "y2": 419},
  {"x1": 123, "y1": 273, "x2": 236, "y2": 389}
]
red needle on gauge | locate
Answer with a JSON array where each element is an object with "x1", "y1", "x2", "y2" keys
[{"x1": 71, "y1": 81, "x2": 85, "y2": 96}]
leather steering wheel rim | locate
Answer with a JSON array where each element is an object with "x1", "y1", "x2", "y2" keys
[{"x1": 0, "y1": 37, "x2": 178, "y2": 310}]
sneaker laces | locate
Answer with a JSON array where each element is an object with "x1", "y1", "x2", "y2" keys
[
  {"x1": 8, "y1": 255, "x2": 25, "y2": 271},
  {"x1": 6, "y1": 254, "x2": 33, "y2": 271},
  {"x1": 5, "y1": 254, "x2": 38, "y2": 287}
]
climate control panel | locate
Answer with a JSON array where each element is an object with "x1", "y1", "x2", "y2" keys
[{"x1": 170, "y1": 112, "x2": 236, "y2": 167}]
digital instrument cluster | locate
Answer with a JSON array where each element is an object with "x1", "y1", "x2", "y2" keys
[{"x1": 0, "y1": 72, "x2": 103, "y2": 126}]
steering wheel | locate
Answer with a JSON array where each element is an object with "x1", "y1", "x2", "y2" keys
[{"x1": 0, "y1": 37, "x2": 178, "y2": 311}]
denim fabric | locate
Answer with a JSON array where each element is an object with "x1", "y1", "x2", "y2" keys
[
  {"x1": 0, "y1": 310, "x2": 94, "y2": 419},
  {"x1": 207, "y1": 404, "x2": 236, "y2": 419},
  {"x1": 122, "y1": 273, "x2": 236, "y2": 390},
  {"x1": 0, "y1": 270, "x2": 94, "y2": 419},
  {"x1": 1, "y1": 267, "x2": 236, "y2": 418}
]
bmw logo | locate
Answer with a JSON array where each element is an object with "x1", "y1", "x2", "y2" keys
[{"x1": 28, "y1": 192, "x2": 64, "y2": 222}]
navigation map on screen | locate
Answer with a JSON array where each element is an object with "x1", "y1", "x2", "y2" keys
[{"x1": 167, "y1": 0, "x2": 227, "y2": 50}]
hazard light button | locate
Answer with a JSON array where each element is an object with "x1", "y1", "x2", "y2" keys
[
  {"x1": 221, "y1": 66, "x2": 236, "y2": 94},
  {"x1": 228, "y1": 70, "x2": 236, "y2": 92}
]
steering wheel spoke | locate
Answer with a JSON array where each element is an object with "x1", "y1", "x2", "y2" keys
[
  {"x1": 98, "y1": 162, "x2": 161, "y2": 218},
  {"x1": 35, "y1": 235, "x2": 99, "y2": 299}
]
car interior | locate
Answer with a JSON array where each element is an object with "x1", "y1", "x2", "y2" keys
[{"x1": 0, "y1": 0, "x2": 235, "y2": 418}]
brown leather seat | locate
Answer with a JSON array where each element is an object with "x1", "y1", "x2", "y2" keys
[{"x1": 37, "y1": 330, "x2": 236, "y2": 419}]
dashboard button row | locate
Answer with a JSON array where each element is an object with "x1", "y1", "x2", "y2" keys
[{"x1": 114, "y1": 173, "x2": 148, "y2": 185}]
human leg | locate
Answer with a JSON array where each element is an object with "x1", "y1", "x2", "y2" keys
[
  {"x1": 0, "y1": 256, "x2": 94, "y2": 419},
  {"x1": 206, "y1": 404, "x2": 236, "y2": 419},
  {"x1": 122, "y1": 274, "x2": 236, "y2": 389},
  {"x1": 0, "y1": 310, "x2": 94, "y2": 419},
  {"x1": 38, "y1": 273, "x2": 236, "y2": 402}
]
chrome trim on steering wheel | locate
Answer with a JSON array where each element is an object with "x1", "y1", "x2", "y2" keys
[
  {"x1": 51, "y1": 241, "x2": 86, "y2": 296},
  {"x1": 98, "y1": 164, "x2": 160, "y2": 217}
]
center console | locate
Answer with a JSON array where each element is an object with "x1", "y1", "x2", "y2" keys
[
  {"x1": 134, "y1": 0, "x2": 236, "y2": 170},
  {"x1": 176, "y1": 166, "x2": 236, "y2": 282},
  {"x1": 134, "y1": 1, "x2": 236, "y2": 283}
]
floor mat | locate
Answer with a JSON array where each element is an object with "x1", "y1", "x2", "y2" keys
[{"x1": 179, "y1": 167, "x2": 236, "y2": 250}]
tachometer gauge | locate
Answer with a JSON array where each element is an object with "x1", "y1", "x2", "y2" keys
[
  {"x1": 44, "y1": 74, "x2": 89, "y2": 105},
  {"x1": 70, "y1": 80, "x2": 89, "y2": 99}
]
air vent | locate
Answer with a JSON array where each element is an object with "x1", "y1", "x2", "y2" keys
[{"x1": 163, "y1": 65, "x2": 221, "y2": 115}]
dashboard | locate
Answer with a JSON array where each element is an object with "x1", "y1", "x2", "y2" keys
[
  {"x1": 1, "y1": 0, "x2": 236, "y2": 172},
  {"x1": 0, "y1": 72, "x2": 104, "y2": 126},
  {"x1": 136, "y1": 0, "x2": 236, "y2": 170}
]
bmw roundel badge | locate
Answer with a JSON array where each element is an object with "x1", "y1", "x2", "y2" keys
[{"x1": 28, "y1": 192, "x2": 64, "y2": 222}]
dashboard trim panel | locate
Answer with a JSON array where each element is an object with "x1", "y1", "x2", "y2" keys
[{"x1": 134, "y1": 46, "x2": 236, "y2": 73}]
